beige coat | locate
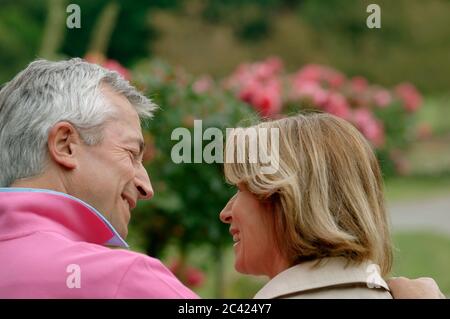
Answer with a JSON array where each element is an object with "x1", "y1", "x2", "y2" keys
[{"x1": 254, "y1": 257, "x2": 392, "y2": 299}]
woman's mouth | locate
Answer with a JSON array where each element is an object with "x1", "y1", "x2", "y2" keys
[{"x1": 230, "y1": 228, "x2": 241, "y2": 246}]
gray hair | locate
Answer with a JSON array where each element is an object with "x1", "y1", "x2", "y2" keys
[{"x1": 0, "y1": 58, "x2": 156, "y2": 187}]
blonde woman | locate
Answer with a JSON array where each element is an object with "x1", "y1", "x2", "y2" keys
[{"x1": 220, "y1": 112, "x2": 393, "y2": 298}]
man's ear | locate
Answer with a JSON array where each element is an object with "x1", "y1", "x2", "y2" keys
[{"x1": 47, "y1": 121, "x2": 82, "y2": 170}]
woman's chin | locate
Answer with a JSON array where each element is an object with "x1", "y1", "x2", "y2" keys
[
  {"x1": 233, "y1": 256, "x2": 246, "y2": 274},
  {"x1": 234, "y1": 259, "x2": 253, "y2": 275},
  {"x1": 234, "y1": 263, "x2": 246, "y2": 274}
]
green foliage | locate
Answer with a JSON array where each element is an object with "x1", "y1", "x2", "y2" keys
[
  {"x1": 201, "y1": 0, "x2": 282, "y2": 41},
  {"x1": 2, "y1": 0, "x2": 450, "y2": 94},
  {"x1": 374, "y1": 101, "x2": 418, "y2": 176},
  {"x1": 61, "y1": 0, "x2": 177, "y2": 65},
  {"x1": 0, "y1": 0, "x2": 45, "y2": 84}
]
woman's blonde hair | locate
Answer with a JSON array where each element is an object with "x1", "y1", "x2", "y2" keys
[{"x1": 224, "y1": 112, "x2": 392, "y2": 276}]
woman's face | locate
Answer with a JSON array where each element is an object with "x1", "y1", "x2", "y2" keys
[{"x1": 219, "y1": 184, "x2": 288, "y2": 278}]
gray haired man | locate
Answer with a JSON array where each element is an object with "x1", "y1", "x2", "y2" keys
[{"x1": 0, "y1": 58, "x2": 198, "y2": 298}]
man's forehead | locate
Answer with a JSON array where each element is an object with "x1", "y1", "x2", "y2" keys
[
  {"x1": 101, "y1": 83, "x2": 138, "y2": 117},
  {"x1": 99, "y1": 84, "x2": 145, "y2": 149},
  {"x1": 101, "y1": 84, "x2": 142, "y2": 126}
]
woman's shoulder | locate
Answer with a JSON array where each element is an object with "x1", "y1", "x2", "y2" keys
[
  {"x1": 254, "y1": 257, "x2": 392, "y2": 299},
  {"x1": 282, "y1": 286, "x2": 392, "y2": 299}
]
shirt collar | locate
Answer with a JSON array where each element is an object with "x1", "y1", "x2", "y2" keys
[
  {"x1": 0, "y1": 187, "x2": 128, "y2": 248},
  {"x1": 254, "y1": 257, "x2": 389, "y2": 299}
]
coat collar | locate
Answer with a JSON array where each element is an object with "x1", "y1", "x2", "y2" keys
[
  {"x1": 0, "y1": 187, "x2": 128, "y2": 248},
  {"x1": 254, "y1": 257, "x2": 389, "y2": 299}
]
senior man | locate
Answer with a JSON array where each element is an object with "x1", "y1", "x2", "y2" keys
[{"x1": 0, "y1": 58, "x2": 197, "y2": 298}]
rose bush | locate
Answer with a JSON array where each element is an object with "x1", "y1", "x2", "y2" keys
[
  {"x1": 224, "y1": 57, "x2": 424, "y2": 176},
  {"x1": 127, "y1": 59, "x2": 256, "y2": 289}
]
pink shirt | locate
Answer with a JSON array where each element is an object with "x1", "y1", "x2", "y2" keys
[{"x1": 0, "y1": 188, "x2": 199, "y2": 299}]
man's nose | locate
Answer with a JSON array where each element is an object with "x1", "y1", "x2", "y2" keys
[{"x1": 135, "y1": 166, "x2": 154, "y2": 200}]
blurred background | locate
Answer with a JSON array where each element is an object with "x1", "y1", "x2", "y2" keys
[{"x1": 1, "y1": 0, "x2": 449, "y2": 298}]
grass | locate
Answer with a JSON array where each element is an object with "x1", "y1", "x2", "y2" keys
[
  {"x1": 385, "y1": 173, "x2": 450, "y2": 202},
  {"x1": 392, "y1": 231, "x2": 450, "y2": 296}
]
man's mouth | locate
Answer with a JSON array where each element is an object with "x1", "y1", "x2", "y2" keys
[{"x1": 121, "y1": 194, "x2": 136, "y2": 210}]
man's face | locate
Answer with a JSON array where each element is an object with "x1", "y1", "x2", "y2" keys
[{"x1": 72, "y1": 85, "x2": 153, "y2": 238}]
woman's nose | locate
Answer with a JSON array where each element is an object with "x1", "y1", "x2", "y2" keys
[
  {"x1": 219, "y1": 195, "x2": 235, "y2": 224},
  {"x1": 219, "y1": 206, "x2": 231, "y2": 224}
]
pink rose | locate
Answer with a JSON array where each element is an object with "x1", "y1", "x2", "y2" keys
[
  {"x1": 295, "y1": 64, "x2": 345, "y2": 88},
  {"x1": 102, "y1": 59, "x2": 131, "y2": 81},
  {"x1": 253, "y1": 57, "x2": 283, "y2": 81},
  {"x1": 193, "y1": 75, "x2": 214, "y2": 94},
  {"x1": 186, "y1": 267, "x2": 205, "y2": 288},
  {"x1": 169, "y1": 260, "x2": 205, "y2": 288},
  {"x1": 251, "y1": 80, "x2": 283, "y2": 117},
  {"x1": 353, "y1": 108, "x2": 385, "y2": 147},
  {"x1": 290, "y1": 80, "x2": 328, "y2": 106},
  {"x1": 238, "y1": 78, "x2": 259, "y2": 103},
  {"x1": 326, "y1": 70, "x2": 346, "y2": 88},
  {"x1": 323, "y1": 92, "x2": 351, "y2": 120},
  {"x1": 350, "y1": 76, "x2": 369, "y2": 93},
  {"x1": 294, "y1": 64, "x2": 322, "y2": 82},
  {"x1": 373, "y1": 89, "x2": 392, "y2": 108},
  {"x1": 395, "y1": 83, "x2": 422, "y2": 112}
]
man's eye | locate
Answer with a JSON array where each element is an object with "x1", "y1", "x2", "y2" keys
[
  {"x1": 128, "y1": 150, "x2": 137, "y2": 159},
  {"x1": 128, "y1": 150, "x2": 143, "y2": 163}
]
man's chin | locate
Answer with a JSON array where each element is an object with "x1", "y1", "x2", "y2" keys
[
  {"x1": 109, "y1": 209, "x2": 130, "y2": 239},
  {"x1": 118, "y1": 227, "x2": 128, "y2": 239},
  {"x1": 112, "y1": 219, "x2": 129, "y2": 239}
]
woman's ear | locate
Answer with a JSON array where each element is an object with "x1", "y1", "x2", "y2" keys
[{"x1": 47, "y1": 121, "x2": 81, "y2": 170}]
